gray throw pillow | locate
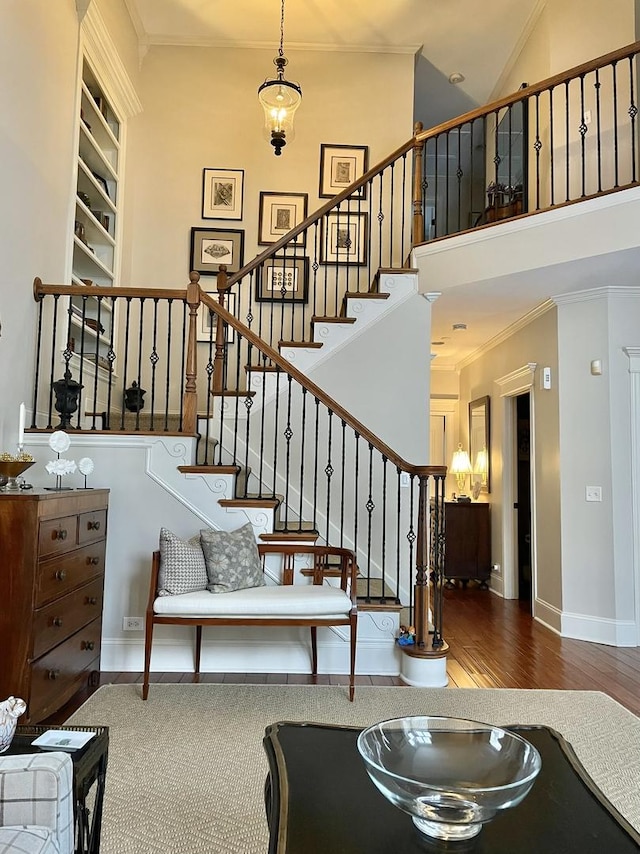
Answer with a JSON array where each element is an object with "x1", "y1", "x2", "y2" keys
[
  {"x1": 158, "y1": 528, "x2": 208, "y2": 596},
  {"x1": 200, "y1": 523, "x2": 265, "y2": 593}
]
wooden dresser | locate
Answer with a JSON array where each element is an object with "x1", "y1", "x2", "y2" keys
[
  {"x1": 442, "y1": 501, "x2": 491, "y2": 588},
  {"x1": 0, "y1": 488, "x2": 108, "y2": 723}
]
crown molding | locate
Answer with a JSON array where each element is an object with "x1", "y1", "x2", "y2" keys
[
  {"x1": 553, "y1": 286, "x2": 640, "y2": 305},
  {"x1": 83, "y1": 3, "x2": 143, "y2": 118},
  {"x1": 456, "y1": 299, "x2": 554, "y2": 371},
  {"x1": 136, "y1": 33, "x2": 421, "y2": 56}
]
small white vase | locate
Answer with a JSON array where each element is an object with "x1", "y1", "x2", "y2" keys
[{"x1": 0, "y1": 696, "x2": 27, "y2": 753}]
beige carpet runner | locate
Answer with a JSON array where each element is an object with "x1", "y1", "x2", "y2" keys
[{"x1": 67, "y1": 684, "x2": 640, "y2": 853}]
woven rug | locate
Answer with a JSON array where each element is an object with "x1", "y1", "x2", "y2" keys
[{"x1": 67, "y1": 684, "x2": 640, "y2": 853}]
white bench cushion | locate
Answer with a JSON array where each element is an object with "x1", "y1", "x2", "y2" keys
[
  {"x1": 0, "y1": 827, "x2": 59, "y2": 854},
  {"x1": 154, "y1": 584, "x2": 353, "y2": 620}
]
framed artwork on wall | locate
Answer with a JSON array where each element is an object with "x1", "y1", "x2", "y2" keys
[
  {"x1": 197, "y1": 292, "x2": 237, "y2": 343},
  {"x1": 190, "y1": 227, "x2": 245, "y2": 276},
  {"x1": 319, "y1": 144, "x2": 369, "y2": 199},
  {"x1": 258, "y1": 192, "x2": 308, "y2": 246},
  {"x1": 256, "y1": 256, "x2": 309, "y2": 303},
  {"x1": 201, "y1": 168, "x2": 244, "y2": 220},
  {"x1": 320, "y1": 211, "x2": 368, "y2": 266}
]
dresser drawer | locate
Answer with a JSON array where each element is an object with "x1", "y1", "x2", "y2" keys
[
  {"x1": 36, "y1": 541, "x2": 105, "y2": 606},
  {"x1": 38, "y1": 515, "x2": 78, "y2": 558},
  {"x1": 29, "y1": 618, "x2": 102, "y2": 722},
  {"x1": 32, "y1": 577, "x2": 104, "y2": 659},
  {"x1": 78, "y1": 509, "x2": 107, "y2": 545}
]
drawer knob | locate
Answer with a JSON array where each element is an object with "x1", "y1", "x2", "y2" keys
[
  {"x1": 52, "y1": 617, "x2": 63, "y2": 627},
  {"x1": 83, "y1": 641, "x2": 95, "y2": 651},
  {"x1": 55, "y1": 569, "x2": 67, "y2": 581},
  {"x1": 88, "y1": 520, "x2": 101, "y2": 531},
  {"x1": 87, "y1": 556, "x2": 100, "y2": 566},
  {"x1": 53, "y1": 528, "x2": 68, "y2": 541},
  {"x1": 87, "y1": 597, "x2": 98, "y2": 605},
  {"x1": 47, "y1": 669, "x2": 60, "y2": 680}
]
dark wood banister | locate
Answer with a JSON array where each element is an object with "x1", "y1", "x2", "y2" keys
[
  {"x1": 197, "y1": 286, "x2": 445, "y2": 480},
  {"x1": 415, "y1": 39, "x2": 640, "y2": 143},
  {"x1": 32, "y1": 276, "x2": 445, "y2": 480}
]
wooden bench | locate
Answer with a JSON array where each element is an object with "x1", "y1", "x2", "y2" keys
[{"x1": 142, "y1": 543, "x2": 358, "y2": 701}]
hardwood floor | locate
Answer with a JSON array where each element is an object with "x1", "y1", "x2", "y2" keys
[{"x1": 48, "y1": 586, "x2": 640, "y2": 724}]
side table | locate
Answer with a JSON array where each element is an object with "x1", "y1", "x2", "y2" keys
[
  {"x1": 263, "y1": 721, "x2": 640, "y2": 853},
  {"x1": 8, "y1": 724, "x2": 109, "y2": 854}
]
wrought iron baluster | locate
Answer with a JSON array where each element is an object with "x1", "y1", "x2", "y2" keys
[
  {"x1": 389, "y1": 161, "x2": 395, "y2": 267},
  {"x1": 565, "y1": 80, "x2": 570, "y2": 201},
  {"x1": 163, "y1": 299, "x2": 173, "y2": 432},
  {"x1": 178, "y1": 299, "x2": 188, "y2": 429},
  {"x1": 32, "y1": 294, "x2": 44, "y2": 429},
  {"x1": 579, "y1": 74, "x2": 587, "y2": 197},
  {"x1": 549, "y1": 87, "x2": 555, "y2": 206},
  {"x1": 339, "y1": 419, "x2": 346, "y2": 547},
  {"x1": 282, "y1": 374, "x2": 294, "y2": 528},
  {"x1": 324, "y1": 409, "x2": 334, "y2": 545},
  {"x1": 456, "y1": 124, "x2": 462, "y2": 234},
  {"x1": 628, "y1": 55, "x2": 638, "y2": 183},
  {"x1": 534, "y1": 93, "x2": 541, "y2": 209},
  {"x1": 364, "y1": 443, "x2": 375, "y2": 602},
  {"x1": 312, "y1": 396, "x2": 320, "y2": 534},
  {"x1": 612, "y1": 60, "x2": 619, "y2": 187},
  {"x1": 242, "y1": 340, "x2": 254, "y2": 499},
  {"x1": 381, "y1": 456, "x2": 389, "y2": 604},
  {"x1": 594, "y1": 70, "x2": 603, "y2": 193},
  {"x1": 271, "y1": 367, "x2": 281, "y2": 498},
  {"x1": 46, "y1": 295, "x2": 60, "y2": 428},
  {"x1": 297, "y1": 387, "x2": 307, "y2": 530},
  {"x1": 149, "y1": 298, "x2": 159, "y2": 429}
]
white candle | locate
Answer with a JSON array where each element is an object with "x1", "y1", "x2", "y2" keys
[{"x1": 18, "y1": 402, "x2": 25, "y2": 449}]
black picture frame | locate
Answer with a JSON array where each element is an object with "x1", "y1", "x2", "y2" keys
[
  {"x1": 201, "y1": 168, "x2": 244, "y2": 220},
  {"x1": 320, "y1": 212, "x2": 368, "y2": 266},
  {"x1": 319, "y1": 144, "x2": 369, "y2": 200},
  {"x1": 258, "y1": 192, "x2": 308, "y2": 246},
  {"x1": 256, "y1": 256, "x2": 309, "y2": 303},
  {"x1": 190, "y1": 227, "x2": 245, "y2": 276}
]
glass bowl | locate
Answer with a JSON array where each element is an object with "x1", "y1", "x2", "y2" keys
[{"x1": 357, "y1": 715, "x2": 541, "y2": 841}]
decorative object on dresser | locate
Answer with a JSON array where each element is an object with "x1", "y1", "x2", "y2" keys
[
  {"x1": 0, "y1": 696, "x2": 26, "y2": 752},
  {"x1": 0, "y1": 489, "x2": 109, "y2": 723},
  {"x1": 442, "y1": 501, "x2": 491, "y2": 588},
  {"x1": 45, "y1": 431, "x2": 76, "y2": 491}
]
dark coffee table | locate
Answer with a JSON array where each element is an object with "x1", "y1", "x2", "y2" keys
[
  {"x1": 263, "y1": 721, "x2": 640, "y2": 853},
  {"x1": 8, "y1": 724, "x2": 109, "y2": 854}
]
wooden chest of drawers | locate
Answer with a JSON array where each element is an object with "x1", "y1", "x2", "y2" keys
[
  {"x1": 442, "y1": 501, "x2": 491, "y2": 588},
  {"x1": 0, "y1": 489, "x2": 109, "y2": 723}
]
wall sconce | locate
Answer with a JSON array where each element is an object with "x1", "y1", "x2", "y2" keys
[{"x1": 450, "y1": 443, "x2": 472, "y2": 494}]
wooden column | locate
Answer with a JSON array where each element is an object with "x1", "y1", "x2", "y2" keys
[
  {"x1": 412, "y1": 121, "x2": 425, "y2": 247},
  {"x1": 182, "y1": 271, "x2": 200, "y2": 434}
]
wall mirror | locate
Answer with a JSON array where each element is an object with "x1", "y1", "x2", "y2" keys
[{"x1": 469, "y1": 396, "x2": 491, "y2": 494}]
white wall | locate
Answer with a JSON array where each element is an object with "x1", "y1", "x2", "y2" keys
[
  {"x1": 0, "y1": 0, "x2": 79, "y2": 451},
  {"x1": 556, "y1": 289, "x2": 640, "y2": 644}
]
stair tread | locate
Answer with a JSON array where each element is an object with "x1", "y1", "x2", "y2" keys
[
  {"x1": 178, "y1": 464, "x2": 240, "y2": 474},
  {"x1": 209, "y1": 389, "x2": 256, "y2": 397},
  {"x1": 260, "y1": 531, "x2": 320, "y2": 542},
  {"x1": 279, "y1": 340, "x2": 323, "y2": 349},
  {"x1": 311, "y1": 316, "x2": 357, "y2": 325},
  {"x1": 272, "y1": 520, "x2": 318, "y2": 532},
  {"x1": 344, "y1": 291, "x2": 390, "y2": 300}
]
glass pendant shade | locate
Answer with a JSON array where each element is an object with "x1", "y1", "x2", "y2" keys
[{"x1": 258, "y1": 57, "x2": 302, "y2": 156}]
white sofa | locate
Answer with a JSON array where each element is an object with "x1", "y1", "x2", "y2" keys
[{"x1": 0, "y1": 752, "x2": 74, "y2": 854}]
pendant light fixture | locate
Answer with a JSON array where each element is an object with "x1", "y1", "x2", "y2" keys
[{"x1": 257, "y1": 0, "x2": 302, "y2": 156}]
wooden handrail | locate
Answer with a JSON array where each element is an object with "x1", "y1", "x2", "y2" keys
[
  {"x1": 415, "y1": 39, "x2": 640, "y2": 144},
  {"x1": 198, "y1": 289, "x2": 445, "y2": 479}
]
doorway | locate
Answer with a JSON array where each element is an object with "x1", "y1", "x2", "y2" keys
[{"x1": 515, "y1": 393, "x2": 532, "y2": 608}]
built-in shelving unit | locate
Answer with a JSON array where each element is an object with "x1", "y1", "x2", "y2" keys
[{"x1": 71, "y1": 59, "x2": 120, "y2": 375}]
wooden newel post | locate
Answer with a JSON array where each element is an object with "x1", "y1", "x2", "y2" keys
[
  {"x1": 412, "y1": 121, "x2": 425, "y2": 247},
  {"x1": 414, "y1": 473, "x2": 430, "y2": 649},
  {"x1": 212, "y1": 265, "x2": 228, "y2": 394},
  {"x1": 183, "y1": 271, "x2": 201, "y2": 434}
]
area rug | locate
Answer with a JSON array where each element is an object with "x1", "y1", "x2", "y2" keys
[{"x1": 67, "y1": 684, "x2": 640, "y2": 853}]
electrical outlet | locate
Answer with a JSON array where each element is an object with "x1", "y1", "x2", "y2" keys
[
  {"x1": 400, "y1": 472, "x2": 411, "y2": 488},
  {"x1": 585, "y1": 486, "x2": 602, "y2": 502},
  {"x1": 123, "y1": 616, "x2": 144, "y2": 631},
  {"x1": 492, "y1": 563, "x2": 501, "y2": 574}
]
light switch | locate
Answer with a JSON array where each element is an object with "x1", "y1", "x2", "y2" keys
[{"x1": 586, "y1": 486, "x2": 602, "y2": 502}]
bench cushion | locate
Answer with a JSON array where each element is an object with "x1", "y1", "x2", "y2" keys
[{"x1": 153, "y1": 584, "x2": 353, "y2": 620}]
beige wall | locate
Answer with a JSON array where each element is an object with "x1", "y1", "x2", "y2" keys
[
  {"x1": 458, "y1": 307, "x2": 562, "y2": 625},
  {"x1": 122, "y1": 45, "x2": 415, "y2": 290}
]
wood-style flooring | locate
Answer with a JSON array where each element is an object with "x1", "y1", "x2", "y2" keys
[{"x1": 48, "y1": 586, "x2": 640, "y2": 724}]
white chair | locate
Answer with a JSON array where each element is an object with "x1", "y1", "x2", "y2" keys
[{"x1": 0, "y1": 751, "x2": 74, "y2": 854}]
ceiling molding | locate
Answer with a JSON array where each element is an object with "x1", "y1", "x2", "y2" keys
[
  {"x1": 136, "y1": 34, "x2": 422, "y2": 55},
  {"x1": 495, "y1": 363, "x2": 537, "y2": 397},
  {"x1": 455, "y1": 299, "x2": 554, "y2": 371},
  {"x1": 553, "y1": 286, "x2": 640, "y2": 305},
  {"x1": 83, "y1": 3, "x2": 143, "y2": 118}
]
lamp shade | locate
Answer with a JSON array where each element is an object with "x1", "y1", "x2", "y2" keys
[
  {"x1": 258, "y1": 58, "x2": 302, "y2": 155},
  {"x1": 450, "y1": 443, "x2": 472, "y2": 493}
]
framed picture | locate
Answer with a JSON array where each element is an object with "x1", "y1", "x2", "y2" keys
[
  {"x1": 91, "y1": 171, "x2": 110, "y2": 198},
  {"x1": 258, "y1": 192, "x2": 308, "y2": 246},
  {"x1": 190, "y1": 228, "x2": 245, "y2": 276},
  {"x1": 320, "y1": 212, "x2": 368, "y2": 266},
  {"x1": 256, "y1": 257, "x2": 309, "y2": 303},
  {"x1": 197, "y1": 292, "x2": 237, "y2": 343},
  {"x1": 202, "y1": 168, "x2": 244, "y2": 220},
  {"x1": 319, "y1": 144, "x2": 369, "y2": 199}
]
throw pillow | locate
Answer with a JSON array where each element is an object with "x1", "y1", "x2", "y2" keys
[
  {"x1": 200, "y1": 523, "x2": 265, "y2": 593},
  {"x1": 158, "y1": 528, "x2": 208, "y2": 596}
]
